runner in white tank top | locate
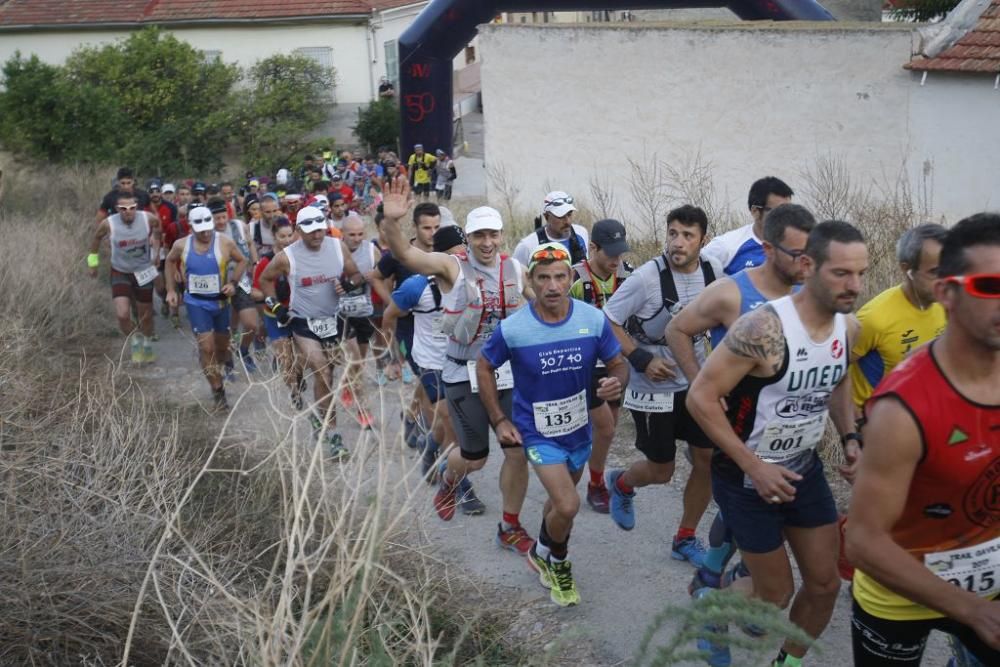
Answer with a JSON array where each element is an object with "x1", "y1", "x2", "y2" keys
[{"x1": 686, "y1": 221, "x2": 867, "y2": 667}]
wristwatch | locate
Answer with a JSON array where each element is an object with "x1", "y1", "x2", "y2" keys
[{"x1": 841, "y1": 432, "x2": 863, "y2": 449}]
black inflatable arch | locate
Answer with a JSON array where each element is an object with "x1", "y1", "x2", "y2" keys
[{"x1": 397, "y1": 0, "x2": 834, "y2": 156}]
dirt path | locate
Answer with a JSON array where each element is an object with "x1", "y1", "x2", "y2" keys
[{"x1": 135, "y1": 322, "x2": 951, "y2": 666}]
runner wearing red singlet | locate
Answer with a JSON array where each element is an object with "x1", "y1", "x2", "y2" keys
[{"x1": 847, "y1": 213, "x2": 1000, "y2": 666}]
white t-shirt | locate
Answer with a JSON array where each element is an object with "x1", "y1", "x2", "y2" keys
[{"x1": 512, "y1": 224, "x2": 590, "y2": 266}]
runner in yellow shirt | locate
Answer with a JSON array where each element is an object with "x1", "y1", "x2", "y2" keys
[
  {"x1": 407, "y1": 143, "x2": 437, "y2": 201},
  {"x1": 849, "y1": 224, "x2": 948, "y2": 412}
]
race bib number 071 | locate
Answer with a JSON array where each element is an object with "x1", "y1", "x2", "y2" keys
[
  {"x1": 621, "y1": 389, "x2": 674, "y2": 413},
  {"x1": 468, "y1": 361, "x2": 513, "y2": 393}
]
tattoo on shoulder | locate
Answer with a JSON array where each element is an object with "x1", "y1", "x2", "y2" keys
[{"x1": 724, "y1": 305, "x2": 785, "y2": 372}]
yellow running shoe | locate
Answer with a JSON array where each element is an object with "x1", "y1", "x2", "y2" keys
[
  {"x1": 130, "y1": 337, "x2": 143, "y2": 364},
  {"x1": 548, "y1": 559, "x2": 580, "y2": 607},
  {"x1": 526, "y1": 544, "x2": 552, "y2": 590}
]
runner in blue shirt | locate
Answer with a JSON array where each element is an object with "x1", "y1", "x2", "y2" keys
[{"x1": 478, "y1": 243, "x2": 627, "y2": 607}]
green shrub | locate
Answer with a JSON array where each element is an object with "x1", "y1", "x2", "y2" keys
[{"x1": 354, "y1": 98, "x2": 400, "y2": 154}]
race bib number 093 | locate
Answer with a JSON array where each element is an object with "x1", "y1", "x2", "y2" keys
[
  {"x1": 307, "y1": 316, "x2": 338, "y2": 339},
  {"x1": 468, "y1": 361, "x2": 513, "y2": 393}
]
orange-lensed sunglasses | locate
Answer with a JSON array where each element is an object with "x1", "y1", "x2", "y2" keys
[{"x1": 943, "y1": 273, "x2": 1000, "y2": 298}]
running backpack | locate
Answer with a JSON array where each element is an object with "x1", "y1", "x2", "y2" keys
[
  {"x1": 535, "y1": 227, "x2": 586, "y2": 265},
  {"x1": 624, "y1": 255, "x2": 716, "y2": 345}
]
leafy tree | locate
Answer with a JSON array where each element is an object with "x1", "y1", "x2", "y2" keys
[
  {"x1": 890, "y1": 0, "x2": 960, "y2": 22},
  {"x1": 65, "y1": 27, "x2": 239, "y2": 174},
  {"x1": 238, "y1": 53, "x2": 337, "y2": 176},
  {"x1": 0, "y1": 53, "x2": 123, "y2": 163},
  {"x1": 353, "y1": 98, "x2": 399, "y2": 154}
]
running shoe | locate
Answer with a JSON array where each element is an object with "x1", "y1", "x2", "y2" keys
[
  {"x1": 401, "y1": 365, "x2": 415, "y2": 384},
  {"x1": 456, "y1": 476, "x2": 486, "y2": 515},
  {"x1": 241, "y1": 353, "x2": 258, "y2": 375},
  {"x1": 721, "y1": 560, "x2": 751, "y2": 589},
  {"x1": 224, "y1": 360, "x2": 237, "y2": 383},
  {"x1": 327, "y1": 432, "x2": 349, "y2": 460},
  {"x1": 130, "y1": 337, "x2": 143, "y2": 364},
  {"x1": 526, "y1": 543, "x2": 553, "y2": 589},
  {"x1": 357, "y1": 409, "x2": 375, "y2": 430},
  {"x1": 421, "y1": 438, "x2": 438, "y2": 482},
  {"x1": 170, "y1": 314, "x2": 181, "y2": 329},
  {"x1": 212, "y1": 388, "x2": 229, "y2": 413},
  {"x1": 672, "y1": 536, "x2": 708, "y2": 568},
  {"x1": 142, "y1": 343, "x2": 156, "y2": 364},
  {"x1": 340, "y1": 388, "x2": 355, "y2": 409},
  {"x1": 693, "y1": 588, "x2": 732, "y2": 667},
  {"x1": 606, "y1": 469, "x2": 635, "y2": 530},
  {"x1": 586, "y1": 482, "x2": 610, "y2": 514},
  {"x1": 403, "y1": 415, "x2": 420, "y2": 449},
  {"x1": 496, "y1": 523, "x2": 534, "y2": 555},
  {"x1": 548, "y1": 559, "x2": 581, "y2": 607},
  {"x1": 688, "y1": 567, "x2": 724, "y2": 596},
  {"x1": 433, "y1": 476, "x2": 459, "y2": 521}
]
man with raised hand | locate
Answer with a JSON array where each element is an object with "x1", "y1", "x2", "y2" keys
[
  {"x1": 847, "y1": 214, "x2": 1000, "y2": 667},
  {"x1": 380, "y1": 177, "x2": 536, "y2": 555},
  {"x1": 259, "y1": 206, "x2": 364, "y2": 459},
  {"x1": 687, "y1": 221, "x2": 866, "y2": 667},
  {"x1": 165, "y1": 206, "x2": 247, "y2": 412},
  {"x1": 479, "y1": 242, "x2": 627, "y2": 606}
]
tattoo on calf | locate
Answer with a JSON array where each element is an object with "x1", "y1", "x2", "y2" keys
[{"x1": 724, "y1": 305, "x2": 785, "y2": 374}]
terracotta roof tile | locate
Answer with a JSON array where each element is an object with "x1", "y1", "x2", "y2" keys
[
  {"x1": 0, "y1": 0, "x2": 421, "y2": 27},
  {"x1": 906, "y1": 0, "x2": 1000, "y2": 73}
]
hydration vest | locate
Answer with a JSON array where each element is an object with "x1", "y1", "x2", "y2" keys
[
  {"x1": 440, "y1": 253, "x2": 522, "y2": 345},
  {"x1": 625, "y1": 255, "x2": 716, "y2": 345},
  {"x1": 536, "y1": 226, "x2": 586, "y2": 265},
  {"x1": 572, "y1": 259, "x2": 632, "y2": 309}
]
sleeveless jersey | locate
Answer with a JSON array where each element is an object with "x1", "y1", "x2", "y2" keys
[
  {"x1": 853, "y1": 343, "x2": 1000, "y2": 621},
  {"x1": 715, "y1": 295, "x2": 848, "y2": 485},
  {"x1": 109, "y1": 211, "x2": 153, "y2": 273},
  {"x1": 181, "y1": 234, "x2": 227, "y2": 311},
  {"x1": 702, "y1": 224, "x2": 765, "y2": 276},
  {"x1": 339, "y1": 241, "x2": 377, "y2": 318},
  {"x1": 224, "y1": 219, "x2": 252, "y2": 260},
  {"x1": 286, "y1": 237, "x2": 344, "y2": 320},
  {"x1": 710, "y1": 270, "x2": 771, "y2": 349},
  {"x1": 393, "y1": 274, "x2": 446, "y2": 371}
]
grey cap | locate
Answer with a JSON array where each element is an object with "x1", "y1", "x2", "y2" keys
[{"x1": 591, "y1": 219, "x2": 629, "y2": 256}]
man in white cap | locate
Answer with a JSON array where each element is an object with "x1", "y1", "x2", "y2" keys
[
  {"x1": 164, "y1": 205, "x2": 248, "y2": 411},
  {"x1": 381, "y1": 177, "x2": 537, "y2": 555},
  {"x1": 513, "y1": 191, "x2": 590, "y2": 267},
  {"x1": 259, "y1": 206, "x2": 365, "y2": 459}
]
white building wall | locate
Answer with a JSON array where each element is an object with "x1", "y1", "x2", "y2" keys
[{"x1": 478, "y1": 23, "x2": 1000, "y2": 225}]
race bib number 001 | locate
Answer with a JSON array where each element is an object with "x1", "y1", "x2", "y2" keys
[
  {"x1": 468, "y1": 360, "x2": 513, "y2": 393},
  {"x1": 307, "y1": 316, "x2": 338, "y2": 339},
  {"x1": 757, "y1": 413, "x2": 826, "y2": 463},
  {"x1": 134, "y1": 265, "x2": 158, "y2": 287},
  {"x1": 621, "y1": 389, "x2": 674, "y2": 413},
  {"x1": 188, "y1": 273, "x2": 220, "y2": 296},
  {"x1": 533, "y1": 390, "x2": 587, "y2": 438},
  {"x1": 925, "y1": 535, "x2": 1000, "y2": 599}
]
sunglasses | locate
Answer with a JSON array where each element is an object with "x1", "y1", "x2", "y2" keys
[
  {"x1": 545, "y1": 196, "x2": 574, "y2": 208},
  {"x1": 298, "y1": 217, "x2": 325, "y2": 227},
  {"x1": 943, "y1": 273, "x2": 1000, "y2": 298},
  {"x1": 773, "y1": 243, "x2": 805, "y2": 260},
  {"x1": 117, "y1": 204, "x2": 137, "y2": 211},
  {"x1": 190, "y1": 216, "x2": 213, "y2": 225},
  {"x1": 529, "y1": 245, "x2": 572, "y2": 263}
]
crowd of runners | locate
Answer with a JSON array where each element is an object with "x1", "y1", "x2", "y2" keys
[{"x1": 87, "y1": 152, "x2": 999, "y2": 666}]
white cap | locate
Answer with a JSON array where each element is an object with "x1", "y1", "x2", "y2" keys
[
  {"x1": 439, "y1": 205, "x2": 456, "y2": 226},
  {"x1": 188, "y1": 206, "x2": 214, "y2": 233},
  {"x1": 465, "y1": 206, "x2": 504, "y2": 235},
  {"x1": 296, "y1": 206, "x2": 327, "y2": 233},
  {"x1": 543, "y1": 191, "x2": 576, "y2": 218},
  {"x1": 162, "y1": 183, "x2": 176, "y2": 194},
  {"x1": 276, "y1": 168, "x2": 290, "y2": 185}
]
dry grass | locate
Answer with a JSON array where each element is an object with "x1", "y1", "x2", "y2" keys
[{"x1": 0, "y1": 162, "x2": 528, "y2": 665}]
